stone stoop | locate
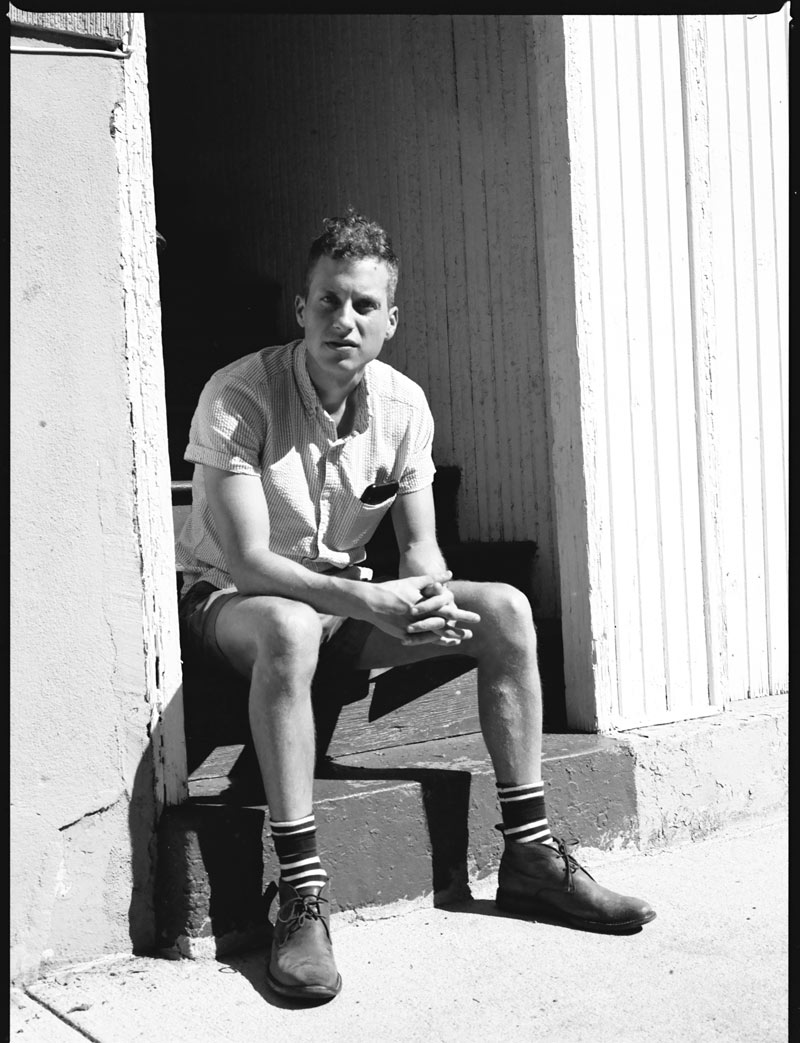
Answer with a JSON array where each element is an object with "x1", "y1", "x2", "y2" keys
[
  {"x1": 154, "y1": 693, "x2": 787, "y2": 960},
  {"x1": 154, "y1": 721, "x2": 640, "y2": 960},
  {"x1": 620, "y1": 693, "x2": 788, "y2": 847}
]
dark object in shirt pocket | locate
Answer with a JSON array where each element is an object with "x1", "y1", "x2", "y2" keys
[{"x1": 360, "y1": 481, "x2": 400, "y2": 506}]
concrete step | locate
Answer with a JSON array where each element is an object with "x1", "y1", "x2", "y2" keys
[
  {"x1": 155, "y1": 693, "x2": 788, "y2": 961},
  {"x1": 155, "y1": 728, "x2": 638, "y2": 959}
]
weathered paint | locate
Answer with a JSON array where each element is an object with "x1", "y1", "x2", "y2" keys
[
  {"x1": 8, "y1": 7, "x2": 127, "y2": 43},
  {"x1": 537, "y1": 12, "x2": 788, "y2": 729},
  {"x1": 113, "y1": 17, "x2": 187, "y2": 812},
  {"x1": 531, "y1": 15, "x2": 618, "y2": 732},
  {"x1": 10, "y1": 16, "x2": 179, "y2": 981},
  {"x1": 704, "y1": 10, "x2": 789, "y2": 702}
]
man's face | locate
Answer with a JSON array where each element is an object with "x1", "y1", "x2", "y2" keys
[{"x1": 295, "y1": 255, "x2": 399, "y2": 386}]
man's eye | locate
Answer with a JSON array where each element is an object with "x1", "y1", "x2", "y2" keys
[{"x1": 356, "y1": 301, "x2": 378, "y2": 313}]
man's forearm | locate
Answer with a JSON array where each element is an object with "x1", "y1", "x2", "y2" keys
[
  {"x1": 231, "y1": 547, "x2": 374, "y2": 619},
  {"x1": 398, "y1": 539, "x2": 448, "y2": 580},
  {"x1": 228, "y1": 545, "x2": 459, "y2": 643}
]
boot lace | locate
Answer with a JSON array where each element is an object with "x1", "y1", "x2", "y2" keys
[
  {"x1": 552, "y1": 836, "x2": 595, "y2": 893},
  {"x1": 276, "y1": 891, "x2": 331, "y2": 938}
]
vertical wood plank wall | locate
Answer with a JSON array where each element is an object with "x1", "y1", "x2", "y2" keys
[
  {"x1": 570, "y1": 14, "x2": 706, "y2": 725},
  {"x1": 568, "y1": 10, "x2": 787, "y2": 725},
  {"x1": 180, "y1": 14, "x2": 559, "y2": 618},
  {"x1": 704, "y1": 9, "x2": 789, "y2": 702}
]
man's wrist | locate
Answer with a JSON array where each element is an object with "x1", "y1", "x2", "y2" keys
[
  {"x1": 399, "y1": 549, "x2": 448, "y2": 580},
  {"x1": 313, "y1": 570, "x2": 375, "y2": 620}
]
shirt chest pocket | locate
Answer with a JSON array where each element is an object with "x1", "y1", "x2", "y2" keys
[{"x1": 325, "y1": 491, "x2": 398, "y2": 552}]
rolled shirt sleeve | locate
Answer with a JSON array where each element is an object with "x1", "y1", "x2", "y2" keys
[
  {"x1": 185, "y1": 376, "x2": 265, "y2": 475},
  {"x1": 397, "y1": 389, "x2": 436, "y2": 495}
]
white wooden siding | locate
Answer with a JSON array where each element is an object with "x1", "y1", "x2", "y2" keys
[
  {"x1": 705, "y1": 9, "x2": 789, "y2": 701},
  {"x1": 574, "y1": 14, "x2": 710, "y2": 724},
  {"x1": 558, "y1": 10, "x2": 788, "y2": 727}
]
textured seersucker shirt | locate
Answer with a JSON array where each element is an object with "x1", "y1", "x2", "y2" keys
[{"x1": 175, "y1": 339, "x2": 436, "y2": 593}]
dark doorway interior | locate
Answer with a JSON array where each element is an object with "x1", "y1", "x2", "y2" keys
[
  {"x1": 146, "y1": 13, "x2": 286, "y2": 480},
  {"x1": 145, "y1": 12, "x2": 567, "y2": 728}
]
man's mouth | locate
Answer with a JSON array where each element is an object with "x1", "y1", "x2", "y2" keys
[{"x1": 326, "y1": 340, "x2": 358, "y2": 349}]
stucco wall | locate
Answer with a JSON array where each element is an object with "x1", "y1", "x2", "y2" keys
[{"x1": 10, "y1": 43, "x2": 158, "y2": 981}]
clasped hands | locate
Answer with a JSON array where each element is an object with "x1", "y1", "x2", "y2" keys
[{"x1": 374, "y1": 570, "x2": 481, "y2": 647}]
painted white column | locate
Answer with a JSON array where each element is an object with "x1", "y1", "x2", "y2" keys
[
  {"x1": 531, "y1": 16, "x2": 617, "y2": 731},
  {"x1": 534, "y1": 11, "x2": 788, "y2": 730},
  {"x1": 533, "y1": 14, "x2": 725, "y2": 731},
  {"x1": 116, "y1": 14, "x2": 187, "y2": 807}
]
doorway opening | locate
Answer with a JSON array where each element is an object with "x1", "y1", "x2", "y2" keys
[{"x1": 145, "y1": 12, "x2": 566, "y2": 731}]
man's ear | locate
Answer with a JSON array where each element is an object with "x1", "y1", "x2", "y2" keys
[
  {"x1": 385, "y1": 305, "x2": 399, "y2": 340},
  {"x1": 294, "y1": 294, "x2": 306, "y2": 328}
]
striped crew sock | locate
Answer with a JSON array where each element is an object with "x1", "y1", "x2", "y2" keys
[
  {"x1": 270, "y1": 814, "x2": 329, "y2": 895},
  {"x1": 497, "y1": 781, "x2": 553, "y2": 845}
]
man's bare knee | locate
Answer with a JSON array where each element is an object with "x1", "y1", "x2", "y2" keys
[
  {"x1": 490, "y1": 582, "x2": 534, "y2": 626},
  {"x1": 457, "y1": 581, "x2": 536, "y2": 653},
  {"x1": 249, "y1": 598, "x2": 323, "y2": 663}
]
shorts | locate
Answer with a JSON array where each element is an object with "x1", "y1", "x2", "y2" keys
[{"x1": 177, "y1": 580, "x2": 376, "y2": 684}]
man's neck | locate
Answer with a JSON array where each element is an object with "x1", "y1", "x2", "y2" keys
[
  {"x1": 329, "y1": 393, "x2": 358, "y2": 437},
  {"x1": 309, "y1": 371, "x2": 363, "y2": 436},
  {"x1": 305, "y1": 356, "x2": 365, "y2": 433}
]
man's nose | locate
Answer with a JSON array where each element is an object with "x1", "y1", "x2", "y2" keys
[{"x1": 332, "y1": 301, "x2": 356, "y2": 330}]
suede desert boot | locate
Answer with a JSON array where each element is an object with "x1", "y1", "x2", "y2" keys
[
  {"x1": 496, "y1": 836, "x2": 656, "y2": 934},
  {"x1": 266, "y1": 880, "x2": 342, "y2": 1001}
]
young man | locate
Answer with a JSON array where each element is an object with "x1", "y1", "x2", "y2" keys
[{"x1": 176, "y1": 209, "x2": 655, "y2": 1003}]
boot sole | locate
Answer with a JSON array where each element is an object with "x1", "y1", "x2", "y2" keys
[
  {"x1": 266, "y1": 968, "x2": 342, "y2": 1002},
  {"x1": 496, "y1": 890, "x2": 657, "y2": 934}
]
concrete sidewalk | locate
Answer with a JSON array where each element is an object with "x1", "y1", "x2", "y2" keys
[{"x1": 12, "y1": 814, "x2": 787, "y2": 1043}]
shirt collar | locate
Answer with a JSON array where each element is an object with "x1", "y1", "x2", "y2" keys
[
  {"x1": 292, "y1": 339, "x2": 319, "y2": 417},
  {"x1": 294, "y1": 340, "x2": 373, "y2": 434}
]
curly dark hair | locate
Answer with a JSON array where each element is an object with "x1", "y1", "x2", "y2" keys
[{"x1": 304, "y1": 206, "x2": 400, "y2": 305}]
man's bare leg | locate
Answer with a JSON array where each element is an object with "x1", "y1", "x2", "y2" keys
[
  {"x1": 213, "y1": 594, "x2": 321, "y2": 820},
  {"x1": 356, "y1": 579, "x2": 656, "y2": 932},
  {"x1": 212, "y1": 593, "x2": 342, "y2": 1000},
  {"x1": 356, "y1": 580, "x2": 542, "y2": 784}
]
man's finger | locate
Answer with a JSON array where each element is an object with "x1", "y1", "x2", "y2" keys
[
  {"x1": 406, "y1": 608, "x2": 480, "y2": 633},
  {"x1": 410, "y1": 591, "x2": 455, "y2": 618},
  {"x1": 403, "y1": 622, "x2": 474, "y2": 645},
  {"x1": 401, "y1": 631, "x2": 462, "y2": 647},
  {"x1": 421, "y1": 580, "x2": 448, "y2": 598},
  {"x1": 405, "y1": 615, "x2": 448, "y2": 633},
  {"x1": 419, "y1": 570, "x2": 452, "y2": 589},
  {"x1": 439, "y1": 607, "x2": 481, "y2": 625},
  {"x1": 447, "y1": 628, "x2": 473, "y2": 641}
]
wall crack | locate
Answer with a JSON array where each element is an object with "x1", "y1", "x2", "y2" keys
[{"x1": 58, "y1": 797, "x2": 123, "y2": 832}]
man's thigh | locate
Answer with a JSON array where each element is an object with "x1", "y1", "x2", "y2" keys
[
  {"x1": 181, "y1": 584, "x2": 350, "y2": 680},
  {"x1": 206, "y1": 589, "x2": 374, "y2": 681},
  {"x1": 212, "y1": 592, "x2": 308, "y2": 678}
]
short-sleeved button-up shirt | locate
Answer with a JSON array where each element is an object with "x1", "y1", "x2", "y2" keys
[{"x1": 175, "y1": 339, "x2": 436, "y2": 592}]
